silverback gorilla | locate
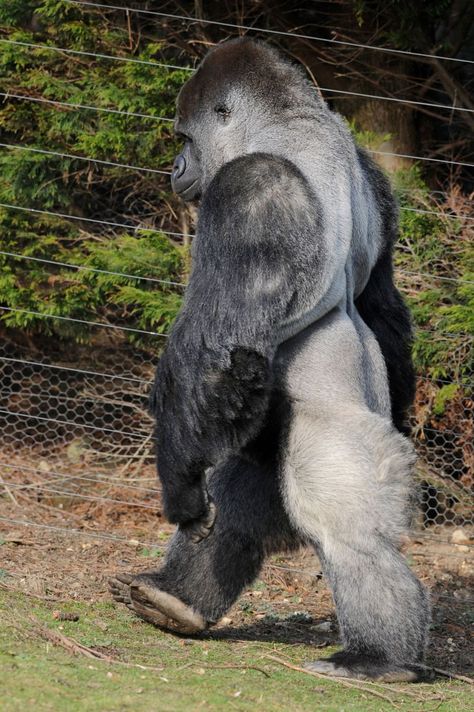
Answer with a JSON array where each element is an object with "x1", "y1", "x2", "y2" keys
[{"x1": 110, "y1": 38, "x2": 430, "y2": 681}]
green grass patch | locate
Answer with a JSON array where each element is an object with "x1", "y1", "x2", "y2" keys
[{"x1": 0, "y1": 589, "x2": 472, "y2": 711}]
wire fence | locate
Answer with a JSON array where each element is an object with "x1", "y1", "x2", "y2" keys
[{"x1": 0, "y1": 3, "x2": 472, "y2": 561}]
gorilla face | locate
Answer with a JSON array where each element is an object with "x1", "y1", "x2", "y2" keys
[
  {"x1": 171, "y1": 72, "x2": 242, "y2": 202},
  {"x1": 170, "y1": 38, "x2": 308, "y2": 202}
]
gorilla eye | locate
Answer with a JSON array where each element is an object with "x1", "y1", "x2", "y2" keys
[{"x1": 214, "y1": 104, "x2": 231, "y2": 119}]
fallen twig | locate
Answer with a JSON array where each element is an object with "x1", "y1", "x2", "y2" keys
[
  {"x1": 0, "y1": 582, "x2": 60, "y2": 602},
  {"x1": 263, "y1": 654, "x2": 399, "y2": 706},
  {"x1": 417, "y1": 664, "x2": 474, "y2": 685},
  {"x1": 178, "y1": 662, "x2": 270, "y2": 678},
  {"x1": 0, "y1": 473, "x2": 18, "y2": 505},
  {"x1": 29, "y1": 616, "x2": 164, "y2": 672},
  {"x1": 262, "y1": 654, "x2": 449, "y2": 706}
]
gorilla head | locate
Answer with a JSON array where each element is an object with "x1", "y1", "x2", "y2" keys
[{"x1": 171, "y1": 38, "x2": 319, "y2": 200}]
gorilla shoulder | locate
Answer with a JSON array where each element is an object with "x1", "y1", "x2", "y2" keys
[{"x1": 200, "y1": 153, "x2": 319, "y2": 237}]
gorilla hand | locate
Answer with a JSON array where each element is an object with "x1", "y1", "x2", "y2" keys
[
  {"x1": 162, "y1": 474, "x2": 216, "y2": 543},
  {"x1": 180, "y1": 497, "x2": 216, "y2": 543}
]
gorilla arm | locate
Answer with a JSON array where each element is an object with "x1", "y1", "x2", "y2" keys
[{"x1": 150, "y1": 153, "x2": 325, "y2": 526}]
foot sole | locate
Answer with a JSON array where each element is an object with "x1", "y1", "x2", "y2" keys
[
  {"x1": 108, "y1": 573, "x2": 208, "y2": 635},
  {"x1": 305, "y1": 659, "x2": 419, "y2": 682}
]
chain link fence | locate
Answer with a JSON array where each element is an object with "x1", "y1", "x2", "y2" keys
[
  {"x1": 0, "y1": 324, "x2": 472, "y2": 538},
  {"x1": 0, "y1": 1, "x2": 472, "y2": 552}
]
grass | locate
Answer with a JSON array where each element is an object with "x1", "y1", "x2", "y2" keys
[{"x1": 0, "y1": 588, "x2": 472, "y2": 711}]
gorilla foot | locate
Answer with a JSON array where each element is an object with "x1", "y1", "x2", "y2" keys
[
  {"x1": 108, "y1": 573, "x2": 208, "y2": 635},
  {"x1": 305, "y1": 654, "x2": 423, "y2": 682}
]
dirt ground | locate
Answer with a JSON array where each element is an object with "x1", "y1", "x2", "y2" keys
[{"x1": 0, "y1": 485, "x2": 473, "y2": 677}]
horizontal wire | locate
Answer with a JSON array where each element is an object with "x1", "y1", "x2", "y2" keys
[
  {"x1": 2, "y1": 355, "x2": 472, "y2": 390},
  {"x1": 0, "y1": 37, "x2": 192, "y2": 72},
  {"x1": 0, "y1": 137, "x2": 448, "y2": 200},
  {"x1": 0, "y1": 355, "x2": 153, "y2": 385},
  {"x1": 0, "y1": 249, "x2": 473, "y2": 289},
  {"x1": 415, "y1": 328, "x2": 472, "y2": 339},
  {"x1": 0, "y1": 91, "x2": 173, "y2": 123},
  {"x1": 0, "y1": 303, "x2": 469, "y2": 340},
  {"x1": 416, "y1": 425, "x2": 466, "y2": 440},
  {"x1": 0, "y1": 287, "x2": 470, "y2": 342},
  {"x1": 0, "y1": 305, "x2": 168, "y2": 338},
  {"x1": 0, "y1": 515, "x2": 162, "y2": 546},
  {"x1": 2, "y1": 93, "x2": 473, "y2": 171},
  {"x1": 266, "y1": 561, "x2": 474, "y2": 583},
  {"x1": 0, "y1": 202, "x2": 187, "y2": 240},
  {"x1": 0, "y1": 462, "x2": 161, "y2": 495},
  {"x1": 0, "y1": 407, "x2": 148, "y2": 439},
  {"x1": 0, "y1": 250, "x2": 185, "y2": 288},
  {"x1": 3, "y1": 480, "x2": 160, "y2": 510},
  {"x1": 0, "y1": 386, "x2": 147, "y2": 409},
  {"x1": 0, "y1": 141, "x2": 171, "y2": 176},
  {"x1": 0, "y1": 514, "x2": 471, "y2": 567},
  {"x1": 319, "y1": 85, "x2": 474, "y2": 115},
  {"x1": 64, "y1": 0, "x2": 474, "y2": 66},
  {"x1": 417, "y1": 375, "x2": 473, "y2": 386},
  {"x1": 1, "y1": 197, "x2": 472, "y2": 245},
  {"x1": 400, "y1": 206, "x2": 474, "y2": 222},
  {"x1": 369, "y1": 149, "x2": 474, "y2": 170},
  {"x1": 2, "y1": 38, "x2": 473, "y2": 116},
  {"x1": 3, "y1": 144, "x2": 472, "y2": 220},
  {"x1": 396, "y1": 269, "x2": 474, "y2": 286}
]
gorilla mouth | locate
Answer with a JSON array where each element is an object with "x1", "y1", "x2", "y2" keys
[{"x1": 177, "y1": 179, "x2": 200, "y2": 201}]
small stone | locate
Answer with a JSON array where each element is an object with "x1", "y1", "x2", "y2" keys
[
  {"x1": 451, "y1": 529, "x2": 469, "y2": 545},
  {"x1": 52, "y1": 611, "x2": 79, "y2": 622},
  {"x1": 312, "y1": 621, "x2": 332, "y2": 632},
  {"x1": 221, "y1": 617, "x2": 233, "y2": 626},
  {"x1": 455, "y1": 545, "x2": 469, "y2": 552},
  {"x1": 453, "y1": 588, "x2": 470, "y2": 600}
]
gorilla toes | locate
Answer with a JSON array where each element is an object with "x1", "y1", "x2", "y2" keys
[
  {"x1": 108, "y1": 573, "x2": 208, "y2": 635},
  {"x1": 108, "y1": 573, "x2": 134, "y2": 609},
  {"x1": 305, "y1": 655, "x2": 422, "y2": 682}
]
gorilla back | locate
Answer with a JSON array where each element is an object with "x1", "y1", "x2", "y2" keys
[{"x1": 110, "y1": 38, "x2": 429, "y2": 682}]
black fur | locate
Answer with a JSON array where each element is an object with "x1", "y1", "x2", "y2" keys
[
  {"x1": 150, "y1": 153, "x2": 322, "y2": 524},
  {"x1": 355, "y1": 148, "x2": 415, "y2": 433}
]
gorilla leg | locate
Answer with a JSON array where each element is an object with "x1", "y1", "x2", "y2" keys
[
  {"x1": 282, "y1": 409, "x2": 430, "y2": 681},
  {"x1": 109, "y1": 454, "x2": 297, "y2": 632},
  {"x1": 308, "y1": 534, "x2": 430, "y2": 681}
]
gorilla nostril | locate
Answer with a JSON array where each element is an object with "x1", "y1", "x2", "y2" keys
[{"x1": 173, "y1": 154, "x2": 186, "y2": 179}]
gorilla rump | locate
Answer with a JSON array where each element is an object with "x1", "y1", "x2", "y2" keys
[{"x1": 110, "y1": 38, "x2": 430, "y2": 681}]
